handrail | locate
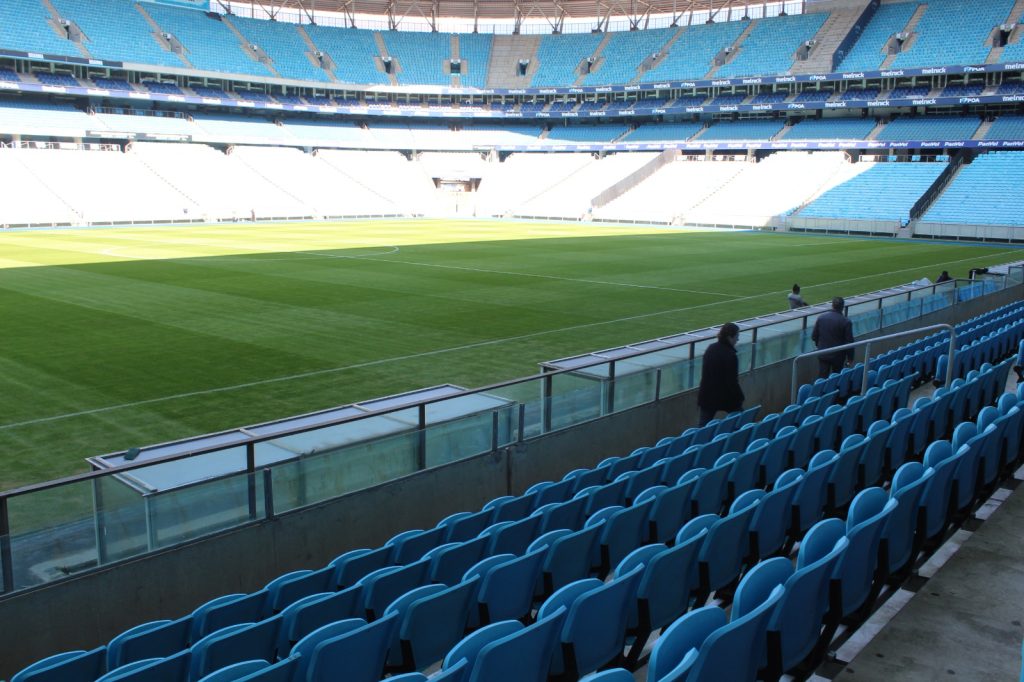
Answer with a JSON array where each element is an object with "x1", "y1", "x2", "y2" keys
[{"x1": 789, "y1": 323, "x2": 956, "y2": 404}]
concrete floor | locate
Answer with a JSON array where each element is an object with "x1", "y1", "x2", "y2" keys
[{"x1": 832, "y1": 468, "x2": 1024, "y2": 681}]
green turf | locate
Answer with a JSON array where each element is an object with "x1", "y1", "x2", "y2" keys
[{"x1": 0, "y1": 220, "x2": 1016, "y2": 490}]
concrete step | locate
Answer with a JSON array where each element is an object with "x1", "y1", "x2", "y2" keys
[
  {"x1": 973, "y1": 118, "x2": 995, "y2": 140},
  {"x1": 373, "y1": 32, "x2": 399, "y2": 85},
  {"x1": 39, "y1": 0, "x2": 91, "y2": 59},
  {"x1": 791, "y1": 3, "x2": 872, "y2": 75},
  {"x1": 450, "y1": 34, "x2": 460, "y2": 87},
  {"x1": 867, "y1": 119, "x2": 887, "y2": 140},
  {"x1": 986, "y1": 0, "x2": 1024, "y2": 63},
  {"x1": 574, "y1": 31, "x2": 614, "y2": 86},
  {"x1": 880, "y1": 3, "x2": 927, "y2": 69},
  {"x1": 634, "y1": 24, "x2": 687, "y2": 82},
  {"x1": 136, "y1": 2, "x2": 192, "y2": 68},
  {"x1": 221, "y1": 15, "x2": 280, "y2": 77},
  {"x1": 706, "y1": 20, "x2": 757, "y2": 77},
  {"x1": 296, "y1": 25, "x2": 336, "y2": 81},
  {"x1": 485, "y1": 34, "x2": 541, "y2": 89}
]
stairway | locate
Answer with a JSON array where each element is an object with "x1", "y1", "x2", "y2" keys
[
  {"x1": 221, "y1": 15, "x2": 280, "y2": 77},
  {"x1": 880, "y1": 3, "x2": 927, "y2": 68},
  {"x1": 790, "y1": 3, "x2": 872, "y2": 75},
  {"x1": 867, "y1": 119, "x2": 888, "y2": 140},
  {"x1": 296, "y1": 25, "x2": 335, "y2": 81},
  {"x1": 136, "y1": 3, "x2": 192, "y2": 68},
  {"x1": 574, "y1": 31, "x2": 614, "y2": 86},
  {"x1": 705, "y1": 20, "x2": 757, "y2": 77},
  {"x1": 373, "y1": 32, "x2": 400, "y2": 85},
  {"x1": 485, "y1": 34, "x2": 541, "y2": 89},
  {"x1": 986, "y1": 0, "x2": 1024, "y2": 63},
  {"x1": 633, "y1": 25, "x2": 687, "y2": 82},
  {"x1": 972, "y1": 118, "x2": 995, "y2": 140},
  {"x1": 450, "y1": 34, "x2": 460, "y2": 88},
  {"x1": 39, "y1": 0, "x2": 91, "y2": 59}
]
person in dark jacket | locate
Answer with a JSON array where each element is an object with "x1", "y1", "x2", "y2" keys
[
  {"x1": 936, "y1": 270, "x2": 952, "y2": 283},
  {"x1": 812, "y1": 296, "x2": 855, "y2": 379},
  {"x1": 697, "y1": 322, "x2": 744, "y2": 426}
]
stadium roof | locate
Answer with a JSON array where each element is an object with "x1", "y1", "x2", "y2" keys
[{"x1": 230, "y1": 0, "x2": 767, "y2": 32}]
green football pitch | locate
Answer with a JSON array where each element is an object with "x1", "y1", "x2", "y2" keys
[{"x1": 0, "y1": 219, "x2": 1017, "y2": 491}]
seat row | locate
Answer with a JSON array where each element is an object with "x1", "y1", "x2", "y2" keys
[{"x1": 14, "y1": 337, "x2": 1019, "y2": 682}]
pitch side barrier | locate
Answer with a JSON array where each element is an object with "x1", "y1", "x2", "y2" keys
[{"x1": 0, "y1": 265, "x2": 1020, "y2": 596}]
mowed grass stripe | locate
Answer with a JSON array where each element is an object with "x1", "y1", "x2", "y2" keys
[{"x1": 0, "y1": 220, "x2": 1015, "y2": 490}]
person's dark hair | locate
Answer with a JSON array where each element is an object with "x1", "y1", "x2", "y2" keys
[
  {"x1": 792, "y1": 284, "x2": 800, "y2": 294},
  {"x1": 941, "y1": 270, "x2": 949, "y2": 277},
  {"x1": 831, "y1": 296, "x2": 845, "y2": 311},
  {"x1": 718, "y1": 322, "x2": 740, "y2": 342}
]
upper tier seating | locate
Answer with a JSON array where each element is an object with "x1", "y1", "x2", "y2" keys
[
  {"x1": 838, "y1": 2, "x2": 919, "y2": 72},
  {"x1": 304, "y1": 25, "x2": 389, "y2": 85},
  {"x1": 546, "y1": 124, "x2": 628, "y2": 142},
  {"x1": 50, "y1": 0, "x2": 184, "y2": 66},
  {"x1": 923, "y1": 152, "x2": 1024, "y2": 226},
  {"x1": 457, "y1": 33, "x2": 492, "y2": 89},
  {"x1": 382, "y1": 31, "x2": 455, "y2": 87},
  {"x1": 229, "y1": 15, "x2": 330, "y2": 82},
  {"x1": 784, "y1": 117, "x2": 878, "y2": 140},
  {"x1": 985, "y1": 115, "x2": 1024, "y2": 140},
  {"x1": 144, "y1": 4, "x2": 272, "y2": 77},
  {"x1": 716, "y1": 12, "x2": 827, "y2": 78},
  {"x1": 0, "y1": 0, "x2": 73, "y2": 55},
  {"x1": 700, "y1": 119, "x2": 786, "y2": 141},
  {"x1": 799, "y1": 161, "x2": 946, "y2": 224},
  {"x1": 531, "y1": 32, "x2": 605, "y2": 87},
  {"x1": 874, "y1": 115, "x2": 980, "y2": 141},
  {"x1": 640, "y1": 20, "x2": 749, "y2": 82},
  {"x1": 891, "y1": 0, "x2": 1014, "y2": 69},
  {"x1": 583, "y1": 28, "x2": 673, "y2": 86}
]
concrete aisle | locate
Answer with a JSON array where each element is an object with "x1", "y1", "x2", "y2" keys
[{"x1": 833, "y1": 469, "x2": 1024, "y2": 681}]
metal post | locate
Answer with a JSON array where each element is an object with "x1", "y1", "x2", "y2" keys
[
  {"x1": 517, "y1": 403, "x2": 526, "y2": 443},
  {"x1": 0, "y1": 496, "x2": 13, "y2": 593},
  {"x1": 417, "y1": 404, "x2": 427, "y2": 470},
  {"x1": 491, "y1": 410, "x2": 500, "y2": 453},
  {"x1": 542, "y1": 373, "x2": 553, "y2": 433},
  {"x1": 860, "y1": 341, "x2": 872, "y2": 395},
  {"x1": 93, "y1": 477, "x2": 108, "y2": 566},
  {"x1": 654, "y1": 368, "x2": 662, "y2": 402},
  {"x1": 606, "y1": 361, "x2": 616, "y2": 415},
  {"x1": 246, "y1": 441, "x2": 257, "y2": 521},
  {"x1": 262, "y1": 468, "x2": 275, "y2": 520}
]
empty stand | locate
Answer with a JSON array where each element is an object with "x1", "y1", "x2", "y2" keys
[
  {"x1": 530, "y1": 32, "x2": 604, "y2": 87},
  {"x1": 229, "y1": 15, "x2": 330, "y2": 82},
  {"x1": 891, "y1": 0, "x2": 1014, "y2": 68},
  {"x1": 303, "y1": 25, "x2": 389, "y2": 85},
  {"x1": 49, "y1": 0, "x2": 183, "y2": 66},
  {"x1": 144, "y1": 4, "x2": 272, "y2": 77},
  {"x1": 838, "y1": 2, "x2": 919, "y2": 72},
  {"x1": 716, "y1": 12, "x2": 828, "y2": 78},
  {"x1": 922, "y1": 151, "x2": 1024, "y2": 227},
  {"x1": 798, "y1": 161, "x2": 946, "y2": 225}
]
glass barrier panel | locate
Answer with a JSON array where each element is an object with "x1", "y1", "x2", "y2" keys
[
  {"x1": 848, "y1": 300, "x2": 881, "y2": 336},
  {"x1": 753, "y1": 319, "x2": 804, "y2": 368},
  {"x1": 270, "y1": 429, "x2": 420, "y2": 514},
  {"x1": 1009, "y1": 266, "x2": 1024, "y2": 286},
  {"x1": 691, "y1": 339, "x2": 713, "y2": 387},
  {"x1": 96, "y1": 473, "x2": 149, "y2": 565},
  {"x1": 547, "y1": 369, "x2": 606, "y2": 431},
  {"x1": 425, "y1": 406, "x2": 515, "y2": 468},
  {"x1": 147, "y1": 469, "x2": 262, "y2": 550},
  {"x1": 7, "y1": 480, "x2": 98, "y2": 591},
  {"x1": 800, "y1": 313, "x2": 821, "y2": 354},
  {"x1": 880, "y1": 295, "x2": 913, "y2": 328},
  {"x1": 737, "y1": 330, "x2": 755, "y2": 373},
  {"x1": 653, "y1": 356, "x2": 697, "y2": 398},
  {"x1": 485, "y1": 379, "x2": 544, "y2": 440},
  {"x1": 608, "y1": 363, "x2": 659, "y2": 413}
]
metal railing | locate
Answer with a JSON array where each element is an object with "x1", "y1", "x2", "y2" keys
[
  {"x1": 789, "y1": 323, "x2": 956, "y2": 403},
  {"x1": 0, "y1": 266, "x2": 1018, "y2": 595}
]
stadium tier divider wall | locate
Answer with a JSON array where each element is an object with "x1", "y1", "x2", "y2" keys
[{"x1": 0, "y1": 274, "x2": 1019, "y2": 678}]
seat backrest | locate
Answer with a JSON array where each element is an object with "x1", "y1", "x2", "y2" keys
[
  {"x1": 195, "y1": 660, "x2": 268, "y2": 682},
  {"x1": 279, "y1": 585, "x2": 362, "y2": 655},
  {"x1": 558, "y1": 566, "x2": 644, "y2": 677},
  {"x1": 834, "y1": 488, "x2": 898, "y2": 618},
  {"x1": 192, "y1": 617, "x2": 281, "y2": 681},
  {"x1": 107, "y1": 619, "x2": 179, "y2": 669},
  {"x1": 331, "y1": 545, "x2": 392, "y2": 589},
  {"x1": 631, "y1": 529, "x2": 706, "y2": 631},
  {"x1": 468, "y1": 607, "x2": 568, "y2": 682},
  {"x1": 541, "y1": 524, "x2": 603, "y2": 593},
  {"x1": 391, "y1": 577, "x2": 480, "y2": 670},
  {"x1": 478, "y1": 549, "x2": 546, "y2": 623},
  {"x1": 360, "y1": 559, "x2": 431, "y2": 620},
  {"x1": 430, "y1": 536, "x2": 489, "y2": 586},
  {"x1": 648, "y1": 477, "x2": 698, "y2": 543},
  {"x1": 304, "y1": 612, "x2": 399, "y2": 682},
  {"x1": 884, "y1": 462, "x2": 934, "y2": 574},
  {"x1": 647, "y1": 606, "x2": 727, "y2": 682},
  {"x1": 12, "y1": 647, "x2": 107, "y2": 682}
]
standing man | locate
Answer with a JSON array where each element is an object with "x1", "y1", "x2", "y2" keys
[
  {"x1": 812, "y1": 296, "x2": 854, "y2": 379},
  {"x1": 697, "y1": 322, "x2": 745, "y2": 426}
]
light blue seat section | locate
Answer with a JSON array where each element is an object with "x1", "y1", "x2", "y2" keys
[
  {"x1": 641, "y1": 20, "x2": 748, "y2": 82},
  {"x1": 230, "y1": 15, "x2": 329, "y2": 82},
  {"x1": 304, "y1": 25, "x2": 389, "y2": 85},
  {"x1": 49, "y1": 0, "x2": 182, "y2": 66},
  {"x1": 801, "y1": 162, "x2": 945, "y2": 223},
  {"x1": 985, "y1": 115, "x2": 1024, "y2": 141},
  {"x1": 0, "y1": 0, "x2": 74, "y2": 54},
  {"x1": 624, "y1": 122, "x2": 704, "y2": 142},
  {"x1": 923, "y1": 152, "x2": 1024, "y2": 226},
  {"x1": 874, "y1": 115, "x2": 980, "y2": 141},
  {"x1": 458, "y1": 33, "x2": 493, "y2": 89},
  {"x1": 716, "y1": 12, "x2": 827, "y2": 78},
  {"x1": 546, "y1": 124, "x2": 629, "y2": 142},
  {"x1": 145, "y1": 4, "x2": 271, "y2": 76},
  {"x1": 893, "y1": 0, "x2": 1014, "y2": 68},
  {"x1": 382, "y1": 31, "x2": 452, "y2": 86},
  {"x1": 583, "y1": 28, "x2": 673, "y2": 86},
  {"x1": 838, "y1": 2, "x2": 918, "y2": 72},
  {"x1": 700, "y1": 119, "x2": 785, "y2": 141},
  {"x1": 785, "y1": 117, "x2": 877, "y2": 140},
  {"x1": 531, "y1": 32, "x2": 604, "y2": 87}
]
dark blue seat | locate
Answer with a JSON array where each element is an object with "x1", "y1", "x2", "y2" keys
[
  {"x1": 791, "y1": 451, "x2": 838, "y2": 538},
  {"x1": 475, "y1": 549, "x2": 546, "y2": 623},
  {"x1": 533, "y1": 523, "x2": 602, "y2": 594},
  {"x1": 387, "y1": 527, "x2": 448, "y2": 564},
  {"x1": 92, "y1": 651, "x2": 190, "y2": 682},
  {"x1": 532, "y1": 496, "x2": 588, "y2": 534},
  {"x1": 690, "y1": 457, "x2": 733, "y2": 516},
  {"x1": 330, "y1": 546, "x2": 393, "y2": 588},
  {"x1": 828, "y1": 438, "x2": 863, "y2": 514},
  {"x1": 233, "y1": 656, "x2": 299, "y2": 681},
  {"x1": 426, "y1": 536, "x2": 488, "y2": 586},
  {"x1": 440, "y1": 509, "x2": 496, "y2": 543},
  {"x1": 190, "y1": 617, "x2": 281, "y2": 681},
  {"x1": 384, "y1": 578, "x2": 479, "y2": 671},
  {"x1": 760, "y1": 427, "x2": 795, "y2": 487},
  {"x1": 644, "y1": 473, "x2": 699, "y2": 543},
  {"x1": 749, "y1": 470, "x2": 801, "y2": 561},
  {"x1": 594, "y1": 499, "x2": 653, "y2": 577},
  {"x1": 358, "y1": 559, "x2": 431, "y2": 620},
  {"x1": 107, "y1": 617, "x2": 190, "y2": 668},
  {"x1": 765, "y1": 519, "x2": 848, "y2": 679},
  {"x1": 484, "y1": 514, "x2": 542, "y2": 556},
  {"x1": 695, "y1": 491, "x2": 760, "y2": 604},
  {"x1": 11, "y1": 647, "x2": 106, "y2": 682},
  {"x1": 268, "y1": 567, "x2": 334, "y2": 613},
  {"x1": 297, "y1": 613, "x2": 398, "y2": 682},
  {"x1": 277, "y1": 585, "x2": 362, "y2": 655},
  {"x1": 883, "y1": 462, "x2": 934, "y2": 577},
  {"x1": 449, "y1": 607, "x2": 567, "y2": 682},
  {"x1": 920, "y1": 441, "x2": 966, "y2": 545},
  {"x1": 830, "y1": 488, "x2": 897, "y2": 622},
  {"x1": 196, "y1": 660, "x2": 268, "y2": 682}
]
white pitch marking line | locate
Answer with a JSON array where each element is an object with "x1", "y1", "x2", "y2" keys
[{"x1": 0, "y1": 250, "x2": 1014, "y2": 431}]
